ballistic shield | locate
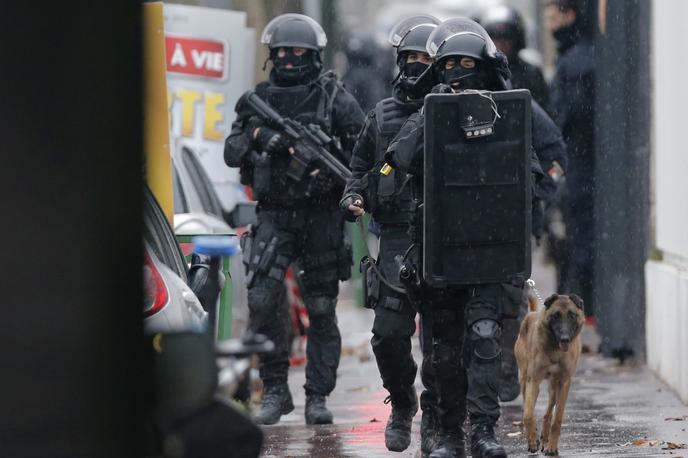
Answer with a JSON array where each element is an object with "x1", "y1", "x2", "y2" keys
[{"x1": 422, "y1": 90, "x2": 532, "y2": 287}]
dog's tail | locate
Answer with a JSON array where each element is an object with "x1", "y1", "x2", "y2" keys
[{"x1": 527, "y1": 292, "x2": 539, "y2": 312}]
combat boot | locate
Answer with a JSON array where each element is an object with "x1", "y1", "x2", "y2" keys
[
  {"x1": 384, "y1": 388, "x2": 419, "y2": 452},
  {"x1": 428, "y1": 430, "x2": 466, "y2": 458},
  {"x1": 421, "y1": 408, "x2": 438, "y2": 455},
  {"x1": 305, "y1": 394, "x2": 333, "y2": 425},
  {"x1": 254, "y1": 384, "x2": 294, "y2": 425},
  {"x1": 470, "y1": 422, "x2": 507, "y2": 458}
]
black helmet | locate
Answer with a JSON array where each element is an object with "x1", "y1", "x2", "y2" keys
[
  {"x1": 261, "y1": 14, "x2": 327, "y2": 51},
  {"x1": 427, "y1": 18, "x2": 510, "y2": 90},
  {"x1": 426, "y1": 17, "x2": 498, "y2": 62},
  {"x1": 479, "y1": 5, "x2": 526, "y2": 53},
  {"x1": 344, "y1": 31, "x2": 379, "y2": 63},
  {"x1": 388, "y1": 15, "x2": 441, "y2": 101},
  {"x1": 261, "y1": 14, "x2": 327, "y2": 84},
  {"x1": 388, "y1": 15, "x2": 441, "y2": 55}
]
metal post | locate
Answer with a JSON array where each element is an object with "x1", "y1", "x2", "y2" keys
[{"x1": 593, "y1": 0, "x2": 651, "y2": 359}]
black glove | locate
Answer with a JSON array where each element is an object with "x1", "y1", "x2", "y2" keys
[
  {"x1": 431, "y1": 83, "x2": 454, "y2": 94},
  {"x1": 253, "y1": 126, "x2": 289, "y2": 155},
  {"x1": 305, "y1": 172, "x2": 336, "y2": 197},
  {"x1": 339, "y1": 193, "x2": 365, "y2": 222}
]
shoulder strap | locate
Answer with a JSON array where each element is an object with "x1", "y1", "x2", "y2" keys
[{"x1": 315, "y1": 71, "x2": 341, "y2": 134}]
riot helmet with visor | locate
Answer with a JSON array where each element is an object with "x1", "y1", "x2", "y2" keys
[
  {"x1": 261, "y1": 14, "x2": 327, "y2": 85},
  {"x1": 479, "y1": 5, "x2": 526, "y2": 58},
  {"x1": 427, "y1": 18, "x2": 509, "y2": 91},
  {"x1": 387, "y1": 15, "x2": 440, "y2": 99}
]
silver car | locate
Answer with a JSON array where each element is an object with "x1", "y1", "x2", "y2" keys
[
  {"x1": 143, "y1": 185, "x2": 208, "y2": 334},
  {"x1": 171, "y1": 146, "x2": 253, "y2": 339}
]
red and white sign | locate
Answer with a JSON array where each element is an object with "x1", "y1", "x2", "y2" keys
[
  {"x1": 164, "y1": 4, "x2": 254, "y2": 213},
  {"x1": 165, "y1": 35, "x2": 227, "y2": 79}
]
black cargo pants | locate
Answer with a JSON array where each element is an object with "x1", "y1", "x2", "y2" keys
[
  {"x1": 429, "y1": 282, "x2": 523, "y2": 431},
  {"x1": 500, "y1": 283, "x2": 528, "y2": 391},
  {"x1": 560, "y1": 158, "x2": 595, "y2": 311},
  {"x1": 242, "y1": 205, "x2": 352, "y2": 395},
  {"x1": 368, "y1": 226, "x2": 437, "y2": 415}
]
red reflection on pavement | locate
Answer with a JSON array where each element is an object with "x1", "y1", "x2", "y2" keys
[{"x1": 339, "y1": 395, "x2": 391, "y2": 451}]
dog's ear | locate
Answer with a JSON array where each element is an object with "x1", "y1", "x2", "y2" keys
[
  {"x1": 544, "y1": 294, "x2": 559, "y2": 309},
  {"x1": 568, "y1": 294, "x2": 585, "y2": 310}
]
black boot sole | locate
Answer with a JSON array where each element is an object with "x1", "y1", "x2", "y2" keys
[
  {"x1": 471, "y1": 449, "x2": 507, "y2": 458},
  {"x1": 385, "y1": 430, "x2": 412, "y2": 452},
  {"x1": 305, "y1": 412, "x2": 333, "y2": 425},
  {"x1": 255, "y1": 397, "x2": 295, "y2": 426}
]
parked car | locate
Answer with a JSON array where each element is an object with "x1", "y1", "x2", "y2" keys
[
  {"x1": 171, "y1": 146, "x2": 252, "y2": 338},
  {"x1": 143, "y1": 185, "x2": 264, "y2": 458},
  {"x1": 143, "y1": 184, "x2": 207, "y2": 334}
]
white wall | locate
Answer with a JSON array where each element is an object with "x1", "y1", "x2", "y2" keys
[{"x1": 646, "y1": 0, "x2": 688, "y2": 403}]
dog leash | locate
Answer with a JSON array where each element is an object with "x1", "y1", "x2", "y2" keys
[{"x1": 526, "y1": 278, "x2": 544, "y2": 307}]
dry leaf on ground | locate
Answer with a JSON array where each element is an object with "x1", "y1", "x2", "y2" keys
[
  {"x1": 346, "y1": 386, "x2": 369, "y2": 393},
  {"x1": 663, "y1": 442, "x2": 688, "y2": 450},
  {"x1": 632, "y1": 439, "x2": 660, "y2": 447}
]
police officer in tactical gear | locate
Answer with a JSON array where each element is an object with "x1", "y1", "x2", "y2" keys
[
  {"x1": 478, "y1": 5, "x2": 549, "y2": 109},
  {"x1": 342, "y1": 31, "x2": 390, "y2": 112},
  {"x1": 224, "y1": 14, "x2": 364, "y2": 426},
  {"x1": 385, "y1": 17, "x2": 565, "y2": 458},
  {"x1": 341, "y1": 15, "x2": 442, "y2": 454},
  {"x1": 545, "y1": 0, "x2": 595, "y2": 314}
]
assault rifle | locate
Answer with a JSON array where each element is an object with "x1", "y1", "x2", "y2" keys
[{"x1": 240, "y1": 90, "x2": 352, "y2": 186}]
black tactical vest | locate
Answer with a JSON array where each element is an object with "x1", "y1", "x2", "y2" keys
[
  {"x1": 369, "y1": 97, "x2": 419, "y2": 225},
  {"x1": 251, "y1": 73, "x2": 341, "y2": 205}
]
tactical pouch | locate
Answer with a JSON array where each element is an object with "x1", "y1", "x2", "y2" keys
[
  {"x1": 245, "y1": 235, "x2": 279, "y2": 287},
  {"x1": 377, "y1": 168, "x2": 397, "y2": 206},
  {"x1": 239, "y1": 232, "x2": 253, "y2": 271},
  {"x1": 360, "y1": 256, "x2": 380, "y2": 309},
  {"x1": 250, "y1": 151, "x2": 271, "y2": 201},
  {"x1": 286, "y1": 155, "x2": 309, "y2": 182}
]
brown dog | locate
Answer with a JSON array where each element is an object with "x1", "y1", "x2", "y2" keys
[{"x1": 515, "y1": 293, "x2": 585, "y2": 456}]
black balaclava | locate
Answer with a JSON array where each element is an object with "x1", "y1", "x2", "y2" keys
[
  {"x1": 270, "y1": 48, "x2": 320, "y2": 86},
  {"x1": 395, "y1": 52, "x2": 432, "y2": 101},
  {"x1": 438, "y1": 58, "x2": 491, "y2": 91},
  {"x1": 403, "y1": 61, "x2": 428, "y2": 79}
]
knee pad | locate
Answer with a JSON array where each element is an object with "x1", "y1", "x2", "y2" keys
[
  {"x1": 247, "y1": 287, "x2": 280, "y2": 312},
  {"x1": 468, "y1": 319, "x2": 502, "y2": 362},
  {"x1": 305, "y1": 296, "x2": 336, "y2": 328}
]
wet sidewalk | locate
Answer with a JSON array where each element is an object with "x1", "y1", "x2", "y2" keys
[
  {"x1": 258, "y1": 249, "x2": 687, "y2": 457},
  {"x1": 258, "y1": 296, "x2": 688, "y2": 457}
]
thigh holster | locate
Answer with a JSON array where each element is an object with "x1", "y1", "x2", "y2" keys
[
  {"x1": 243, "y1": 234, "x2": 288, "y2": 287},
  {"x1": 360, "y1": 256, "x2": 380, "y2": 309}
]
